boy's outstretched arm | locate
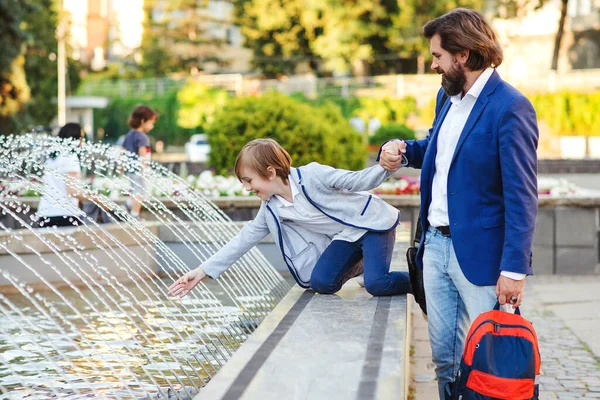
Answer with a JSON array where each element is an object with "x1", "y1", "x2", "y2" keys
[
  {"x1": 167, "y1": 206, "x2": 269, "y2": 298},
  {"x1": 310, "y1": 163, "x2": 397, "y2": 192}
]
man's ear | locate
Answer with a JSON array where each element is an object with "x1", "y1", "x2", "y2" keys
[
  {"x1": 457, "y1": 50, "x2": 469, "y2": 65},
  {"x1": 267, "y1": 166, "x2": 277, "y2": 180}
]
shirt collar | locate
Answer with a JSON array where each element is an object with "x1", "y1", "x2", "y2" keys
[
  {"x1": 273, "y1": 175, "x2": 298, "y2": 207},
  {"x1": 450, "y1": 67, "x2": 495, "y2": 104}
]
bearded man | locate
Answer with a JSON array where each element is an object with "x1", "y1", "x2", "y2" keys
[{"x1": 378, "y1": 8, "x2": 539, "y2": 400}]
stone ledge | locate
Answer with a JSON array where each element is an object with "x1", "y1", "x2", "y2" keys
[
  {"x1": 0, "y1": 220, "x2": 161, "y2": 255},
  {"x1": 194, "y1": 283, "x2": 409, "y2": 400},
  {"x1": 9, "y1": 194, "x2": 600, "y2": 209}
]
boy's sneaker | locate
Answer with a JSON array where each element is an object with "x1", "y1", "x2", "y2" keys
[
  {"x1": 355, "y1": 274, "x2": 365, "y2": 288},
  {"x1": 339, "y1": 259, "x2": 364, "y2": 287}
]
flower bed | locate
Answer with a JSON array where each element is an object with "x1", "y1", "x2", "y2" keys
[{"x1": 1, "y1": 172, "x2": 593, "y2": 199}]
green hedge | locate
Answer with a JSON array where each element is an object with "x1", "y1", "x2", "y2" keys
[
  {"x1": 206, "y1": 92, "x2": 367, "y2": 175},
  {"x1": 368, "y1": 123, "x2": 416, "y2": 145},
  {"x1": 529, "y1": 92, "x2": 600, "y2": 136},
  {"x1": 95, "y1": 81, "x2": 229, "y2": 146},
  {"x1": 95, "y1": 91, "x2": 196, "y2": 146},
  {"x1": 291, "y1": 94, "x2": 418, "y2": 125}
]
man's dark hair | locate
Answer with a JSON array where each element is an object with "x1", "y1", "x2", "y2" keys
[
  {"x1": 423, "y1": 8, "x2": 503, "y2": 70},
  {"x1": 58, "y1": 122, "x2": 83, "y2": 140},
  {"x1": 128, "y1": 105, "x2": 159, "y2": 129}
]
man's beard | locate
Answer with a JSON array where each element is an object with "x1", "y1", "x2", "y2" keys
[{"x1": 439, "y1": 62, "x2": 466, "y2": 97}]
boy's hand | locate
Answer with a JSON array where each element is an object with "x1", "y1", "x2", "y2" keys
[
  {"x1": 379, "y1": 140, "x2": 407, "y2": 172},
  {"x1": 168, "y1": 267, "x2": 207, "y2": 298}
]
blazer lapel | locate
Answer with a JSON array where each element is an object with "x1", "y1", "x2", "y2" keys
[{"x1": 450, "y1": 70, "x2": 501, "y2": 166}]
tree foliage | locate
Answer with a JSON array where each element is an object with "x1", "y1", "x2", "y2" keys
[
  {"x1": 22, "y1": 0, "x2": 81, "y2": 127},
  {"x1": 139, "y1": 0, "x2": 226, "y2": 76},
  {"x1": 0, "y1": 0, "x2": 82, "y2": 133},
  {"x1": 233, "y1": 0, "x2": 485, "y2": 76},
  {"x1": 232, "y1": 0, "x2": 317, "y2": 76},
  {"x1": 0, "y1": 0, "x2": 32, "y2": 126}
]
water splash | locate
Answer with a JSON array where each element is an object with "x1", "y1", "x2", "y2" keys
[{"x1": 0, "y1": 134, "x2": 290, "y2": 398}]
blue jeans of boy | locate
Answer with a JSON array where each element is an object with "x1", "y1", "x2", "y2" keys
[
  {"x1": 422, "y1": 226, "x2": 497, "y2": 400},
  {"x1": 310, "y1": 230, "x2": 412, "y2": 296}
]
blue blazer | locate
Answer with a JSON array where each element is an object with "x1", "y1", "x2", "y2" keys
[{"x1": 398, "y1": 70, "x2": 538, "y2": 286}]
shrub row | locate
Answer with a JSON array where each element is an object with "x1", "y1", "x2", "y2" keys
[
  {"x1": 529, "y1": 92, "x2": 600, "y2": 137},
  {"x1": 206, "y1": 92, "x2": 367, "y2": 175}
]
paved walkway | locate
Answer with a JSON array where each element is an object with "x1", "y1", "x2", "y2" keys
[{"x1": 411, "y1": 275, "x2": 600, "y2": 399}]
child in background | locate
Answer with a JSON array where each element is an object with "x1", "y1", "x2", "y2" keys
[
  {"x1": 168, "y1": 138, "x2": 411, "y2": 298},
  {"x1": 37, "y1": 123, "x2": 86, "y2": 228},
  {"x1": 122, "y1": 105, "x2": 158, "y2": 219}
]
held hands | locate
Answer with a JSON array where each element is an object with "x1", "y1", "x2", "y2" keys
[
  {"x1": 495, "y1": 275, "x2": 525, "y2": 309},
  {"x1": 167, "y1": 267, "x2": 207, "y2": 298},
  {"x1": 379, "y1": 140, "x2": 407, "y2": 172}
]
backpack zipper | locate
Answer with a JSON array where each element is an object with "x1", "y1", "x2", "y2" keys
[{"x1": 466, "y1": 319, "x2": 536, "y2": 349}]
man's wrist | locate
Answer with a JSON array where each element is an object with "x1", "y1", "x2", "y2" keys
[{"x1": 500, "y1": 271, "x2": 526, "y2": 280}]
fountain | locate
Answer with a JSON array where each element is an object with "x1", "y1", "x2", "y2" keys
[{"x1": 0, "y1": 134, "x2": 290, "y2": 399}]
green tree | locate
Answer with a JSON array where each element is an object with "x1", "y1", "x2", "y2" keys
[
  {"x1": 0, "y1": 0, "x2": 83, "y2": 132},
  {"x1": 310, "y1": 0, "x2": 403, "y2": 74},
  {"x1": 21, "y1": 0, "x2": 82, "y2": 127},
  {"x1": 233, "y1": 0, "x2": 317, "y2": 77},
  {"x1": 0, "y1": 0, "x2": 32, "y2": 131},
  {"x1": 234, "y1": 0, "x2": 486, "y2": 76},
  {"x1": 139, "y1": 0, "x2": 226, "y2": 76}
]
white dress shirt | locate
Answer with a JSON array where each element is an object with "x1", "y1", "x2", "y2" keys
[
  {"x1": 272, "y1": 177, "x2": 366, "y2": 243},
  {"x1": 427, "y1": 67, "x2": 524, "y2": 281}
]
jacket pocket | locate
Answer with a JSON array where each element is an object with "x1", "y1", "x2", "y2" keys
[
  {"x1": 289, "y1": 243, "x2": 320, "y2": 283},
  {"x1": 480, "y1": 213, "x2": 504, "y2": 229},
  {"x1": 360, "y1": 194, "x2": 373, "y2": 216}
]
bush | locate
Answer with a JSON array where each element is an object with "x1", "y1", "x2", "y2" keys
[
  {"x1": 206, "y1": 92, "x2": 367, "y2": 175},
  {"x1": 529, "y1": 92, "x2": 600, "y2": 136},
  {"x1": 177, "y1": 81, "x2": 230, "y2": 130},
  {"x1": 368, "y1": 123, "x2": 416, "y2": 145},
  {"x1": 290, "y1": 93, "x2": 418, "y2": 124}
]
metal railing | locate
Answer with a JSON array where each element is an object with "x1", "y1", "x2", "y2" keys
[{"x1": 77, "y1": 69, "x2": 600, "y2": 102}]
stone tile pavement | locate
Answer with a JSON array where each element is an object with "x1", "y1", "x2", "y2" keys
[{"x1": 411, "y1": 275, "x2": 600, "y2": 400}]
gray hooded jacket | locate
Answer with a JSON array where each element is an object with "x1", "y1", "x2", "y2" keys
[{"x1": 201, "y1": 162, "x2": 401, "y2": 287}]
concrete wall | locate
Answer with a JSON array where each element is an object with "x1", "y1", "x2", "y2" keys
[{"x1": 3, "y1": 196, "x2": 599, "y2": 277}]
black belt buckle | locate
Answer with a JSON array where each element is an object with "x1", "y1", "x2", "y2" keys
[{"x1": 436, "y1": 226, "x2": 451, "y2": 237}]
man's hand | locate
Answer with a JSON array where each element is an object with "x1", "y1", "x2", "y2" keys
[
  {"x1": 168, "y1": 267, "x2": 207, "y2": 298},
  {"x1": 379, "y1": 140, "x2": 407, "y2": 172},
  {"x1": 495, "y1": 274, "x2": 525, "y2": 309}
]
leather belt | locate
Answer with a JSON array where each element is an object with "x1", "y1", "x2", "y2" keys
[{"x1": 435, "y1": 226, "x2": 451, "y2": 237}]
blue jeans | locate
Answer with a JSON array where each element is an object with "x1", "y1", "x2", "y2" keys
[
  {"x1": 422, "y1": 226, "x2": 497, "y2": 400},
  {"x1": 310, "y1": 230, "x2": 412, "y2": 296}
]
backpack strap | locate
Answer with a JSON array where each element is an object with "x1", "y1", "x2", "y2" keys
[{"x1": 493, "y1": 301, "x2": 521, "y2": 315}]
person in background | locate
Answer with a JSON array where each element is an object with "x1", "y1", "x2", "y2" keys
[
  {"x1": 37, "y1": 123, "x2": 86, "y2": 227},
  {"x1": 122, "y1": 105, "x2": 158, "y2": 219}
]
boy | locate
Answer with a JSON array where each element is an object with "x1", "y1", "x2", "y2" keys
[{"x1": 168, "y1": 138, "x2": 411, "y2": 297}]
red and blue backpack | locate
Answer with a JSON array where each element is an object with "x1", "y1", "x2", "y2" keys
[{"x1": 453, "y1": 303, "x2": 541, "y2": 400}]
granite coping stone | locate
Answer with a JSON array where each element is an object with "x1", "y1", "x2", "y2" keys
[{"x1": 194, "y1": 282, "x2": 409, "y2": 400}]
